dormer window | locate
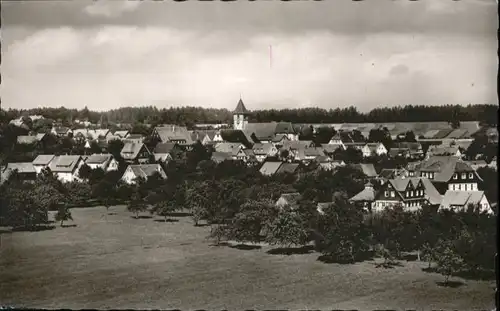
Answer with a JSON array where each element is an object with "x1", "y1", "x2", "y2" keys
[
  {"x1": 390, "y1": 191, "x2": 395, "y2": 198},
  {"x1": 384, "y1": 191, "x2": 389, "y2": 197},
  {"x1": 406, "y1": 191, "x2": 410, "y2": 197},
  {"x1": 410, "y1": 190, "x2": 414, "y2": 197},
  {"x1": 461, "y1": 173, "x2": 466, "y2": 179},
  {"x1": 453, "y1": 173, "x2": 458, "y2": 180},
  {"x1": 469, "y1": 173, "x2": 473, "y2": 179}
]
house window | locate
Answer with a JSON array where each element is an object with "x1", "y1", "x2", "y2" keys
[
  {"x1": 422, "y1": 172, "x2": 427, "y2": 178},
  {"x1": 406, "y1": 191, "x2": 410, "y2": 197},
  {"x1": 429, "y1": 173, "x2": 434, "y2": 179},
  {"x1": 461, "y1": 173, "x2": 466, "y2": 179},
  {"x1": 453, "y1": 173, "x2": 458, "y2": 179},
  {"x1": 469, "y1": 173, "x2": 473, "y2": 179},
  {"x1": 464, "y1": 184, "x2": 467, "y2": 191},
  {"x1": 410, "y1": 190, "x2": 414, "y2": 197},
  {"x1": 452, "y1": 184, "x2": 455, "y2": 191},
  {"x1": 384, "y1": 191, "x2": 389, "y2": 197},
  {"x1": 390, "y1": 191, "x2": 395, "y2": 198}
]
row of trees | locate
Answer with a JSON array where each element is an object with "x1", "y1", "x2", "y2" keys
[{"x1": 3, "y1": 104, "x2": 497, "y2": 129}]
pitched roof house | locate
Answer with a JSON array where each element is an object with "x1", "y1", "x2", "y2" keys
[
  {"x1": 243, "y1": 122, "x2": 297, "y2": 143},
  {"x1": 275, "y1": 192, "x2": 302, "y2": 209},
  {"x1": 153, "y1": 125, "x2": 194, "y2": 145},
  {"x1": 51, "y1": 126, "x2": 72, "y2": 137},
  {"x1": 32, "y1": 154, "x2": 56, "y2": 174},
  {"x1": 410, "y1": 156, "x2": 481, "y2": 193},
  {"x1": 439, "y1": 190, "x2": 492, "y2": 214},
  {"x1": 121, "y1": 164, "x2": 167, "y2": 185},
  {"x1": 48, "y1": 155, "x2": 85, "y2": 183},
  {"x1": 361, "y1": 142, "x2": 388, "y2": 157},
  {"x1": 350, "y1": 182, "x2": 376, "y2": 209},
  {"x1": 350, "y1": 163, "x2": 378, "y2": 178},
  {"x1": 373, "y1": 177, "x2": 442, "y2": 212},
  {"x1": 252, "y1": 143, "x2": 278, "y2": 162},
  {"x1": 214, "y1": 142, "x2": 244, "y2": 155},
  {"x1": 154, "y1": 142, "x2": 179, "y2": 154},
  {"x1": 16, "y1": 133, "x2": 46, "y2": 145},
  {"x1": 259, "y1": 161, "x2": 283, "y2": 176},
  {"x1": 84, "y1": 154, "x2": 118, "y2": 171},
  {"x1": 276, "y1": 162, "x2": 300, "y2": 175},
  {"x1": 120, "y1": 142, "x2": 151, "y2": 163},
  {"x1": 426, "y1": 145, "x2": 462, "y2": 158},
  {"x1": 1, "y1": 162, "x2": 37, "y2": 183}
]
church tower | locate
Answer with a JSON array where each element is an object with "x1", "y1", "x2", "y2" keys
[{"x1": 233, "y1": 97, "x2": 250, "y2": 130}]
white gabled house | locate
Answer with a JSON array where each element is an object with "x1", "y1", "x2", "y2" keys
[
  {"x1": 361, "y1": 142, "x2": 388, "y2": 157},
  {"x1": 121, "y1": 164, "x2": 167, "y2": 185},
  {"x1": 439, "y1": 190, "x2": 492, "y2": 214},
  {"x1": 84, "y1": 154, "x2": 119, "y2": 172},
  {"x1": 48, "y1": 155, "x2": 85, "y2": 183},
  {"x1": 32, "y1": 154, "x2": 56, "y2": 174}
]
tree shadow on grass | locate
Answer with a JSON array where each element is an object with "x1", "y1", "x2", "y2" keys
[
  {"x1": 11, "y1": 225, "x2": 56, "y2": 232},
  {"x1": 373, "y1": 261, "x2": 404, "y2": 269},
  {"x1": 0, "y1": 228, "x2": 13, "y2": 235},
  {"x1": 167, "y1": 212, "x2": 192, "y2": 217},
  {"x1": 194, "y1": 223, "x2": 211, "y2": 227},
  {"x1": 317, "y1": 251, "x2": 375, "y2": 264},
  {"x1": 229, "y1": 244, "x2": 262, "y2": 250},
  {"x1": 131, "y1": 215, "x2": 153, "y2": 219},
  {"x1": 423, "y1": 266, "x2": 496, "y2": 281},
  {"x1": 209, "y1": 242, "x2": 231, "y2": 247},
  {"x1": 154, "y1": 219, "x2": 179, "y2": 223},
  {"x1": 455, "y1": 269, "x2": 496, "y2": 281},
  {"x1": 436, "y1": 280, "x2": 465, "y2": 288},
  {"x1": 267, "y1": 245, "x2": 314, "y2": 255},
  {"x1": 61, "y1": 224, "x2": 78, "y2": 228},
  {"x1": 401, "y1": 253, "x2": 419, "y2": 262},
  {"x1": 107, "y1": 212, "x2": 117, "y2": 216}
]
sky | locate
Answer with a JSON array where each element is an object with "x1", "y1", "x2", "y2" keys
[{"x1": 1, "y1": 0, "x2": 498, "y2": 112}]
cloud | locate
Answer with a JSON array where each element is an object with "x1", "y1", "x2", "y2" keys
[
  {"x1": 83, "y1": 1, "x2": 141, "y2": 18},
  {"x1": 2, "y1": 0, "x2": 496, "y2": 37},
  {"x1": 1, "y1": 0, "x2": 497, "y2": 111},
  {"x1": 389, "y1": 64, "x2": 410, "y2": 76},
  {"x1": 1, "y1": 27, "x2": 496, "y2": 111}
]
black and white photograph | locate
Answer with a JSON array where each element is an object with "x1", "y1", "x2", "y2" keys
[{"x1": 0, "y1": 0, "x2": 498, "y2": 309}]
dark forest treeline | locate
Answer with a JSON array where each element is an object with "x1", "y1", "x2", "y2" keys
[{"x1": 2, "y1": 104, "x2": 498, "y2": 127}]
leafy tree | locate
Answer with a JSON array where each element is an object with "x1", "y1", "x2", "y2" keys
[
  {"x1": 55, "y1": 205, "x2": 73, "y2": 227},
  {"x1": 92, "y1": 180, "x2": 117, "y2": 216},
  {"x1": 78, "y1": 164, "x2": 92, "y2": 182},
  {"x1": 148, "y1": 191, "x2": 178, "y2": 222},
  {"x1": 265, "y1": 205, "x2": 311, "y2": 247},
  {"x1": 318, "y1": 197, "x2": 370, "y2": 263},
  {"x1": 314, "y1": 126, "x2": 336, "y2": 144},
  {"x1": 228, "y1": 200, "x2": 276, "y2": 244},
  {"x1": 434, "y1": 239, "x2": 464, "y2": 284},
  {"x1": 208, "y1": 224, "x2": 230, "y2": 245},
  {"x1": 89, "y1": 141, "x2": 102, "y2": 154},
  {"x1": 127, "y1": 189, "x2": 148, "y2": 219},
  {"x1": 108, "y1": 139, "x2": 125, "y2": 160}
]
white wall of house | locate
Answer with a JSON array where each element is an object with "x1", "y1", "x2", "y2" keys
[
  {"x1": 33, "y1": 165, "x2": 47, "y2": 175},
  {"x1": 107, "y1": 159, "x2": 119, "y2": 171},
  {"x1": 121, "y1": 167, "x2": 137, "y2": 185},
  {"x1": 448, "y1": 182, "x2": 478, "y2": 191},
  {"x1": 87, "y1": 162, "x2": 106, "y2": 171},
  {"x1": 361, "y1": 146, "x2": 372, "y2": 158},
  {"x1": 213, "y1": 133, "x2": 224, "y2": 142},
  {"x1": 376, "y1": 144, "x2": 388, "y2": 155},
  {"x1": 478, "y1": 195, "x2": 491, "y2": 213}
]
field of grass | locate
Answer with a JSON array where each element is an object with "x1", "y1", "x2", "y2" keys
[{"x1": 0, "y1": 205, "x2": 495, "y2": 310}]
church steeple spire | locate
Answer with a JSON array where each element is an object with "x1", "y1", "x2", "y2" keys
[{"x1": 233, "y1": 97, "x2": 250, "y2": 130}]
